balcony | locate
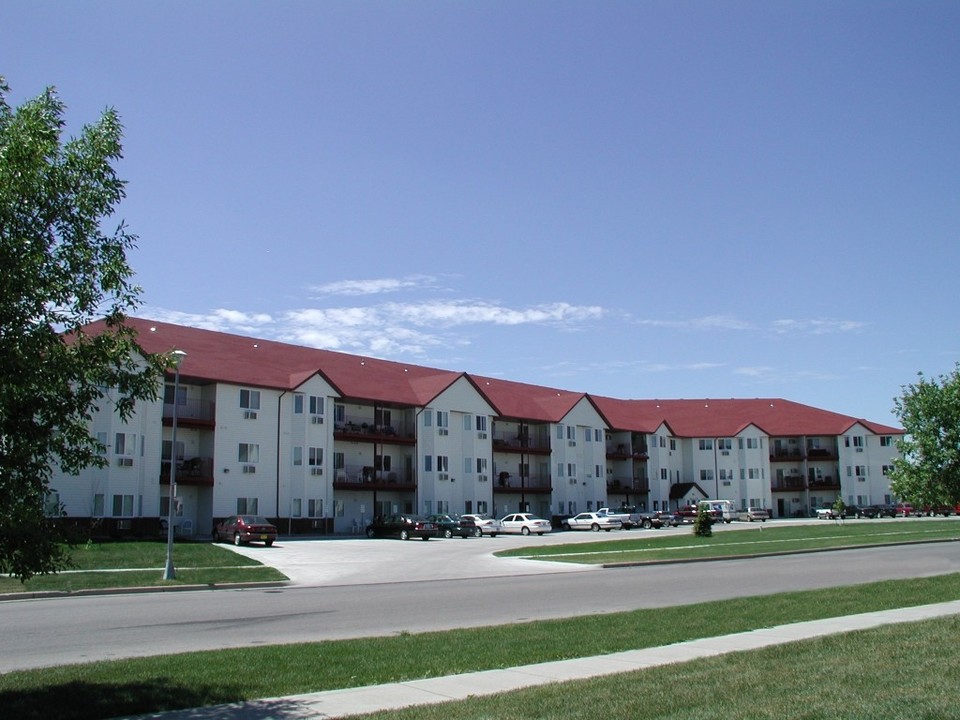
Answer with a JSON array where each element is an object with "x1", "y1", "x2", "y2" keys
[
  {"x1": 160, "y1": 457, "x2": 214, "y2": 486},
  {"x1": 493, "y1": 474, "x2": 552, "y2": 494},
  {"x1": 491, "y1": 432, "x2": 551, "y2": 455},
  {"x1": 163, "y1": 399, "x2": 216, "y2": 429},
  {"x1": 607, "y1": 478, "x2": 650, "y2": 494},
  {"x1": 771, "y1": 476, "x2": 806, "y2": 492},
  {"x1": 332, "y1": 465, "x2": 416, "y2": 491},
  {"x1": 334, "y1": 419, "x2": 415, "y2": 445},
  {"x1": 606, "y1": 444, "x2": 649, "y2": 460}
]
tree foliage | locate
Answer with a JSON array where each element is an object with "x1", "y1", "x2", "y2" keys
[
  {"x1": 0, "y1": 79, "x2": 166, "y2": 581},
  {"x1": 890, "y1": 364, "x2": 960, "y2": 508}
]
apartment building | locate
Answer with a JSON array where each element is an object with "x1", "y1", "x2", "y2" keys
[{"x1": 49, "y1": 318, "x2": 904, "y2": 537}]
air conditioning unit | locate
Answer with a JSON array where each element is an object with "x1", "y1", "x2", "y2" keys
[
  {"x1": 721, "y1": 450, "x2": 730, "y2": 456},
  {"x1": 569, "y1": 477, "x2": 577, "y2": 484},
  {"x1": 855, "y1": 448, "x2": 863, "y2": 452},
  {"x1": 438, "y1": 428, "x2": 449, "y2": 436},
  {"x1": 858, "y1": 476, "x2": 866, "y2": 482},
  {"x1": 311, "y1": 416, "x2": 324, "y2": 424},
  {"x1": 477, "y1": 432, "x2": 487, "y2": 439},
  {"x1": 568, "y1": 440, "x2": 576, "y2": 447},
  {"x1": 244, "y1": 410, "x2": 258, "y2": 420},
  {"x1": 242, "y1": 465, "x2": 256, "y2": 474},
  {"x1": 311, "y1": 467, "x2": 323, "y2": 476},
  {"x1": 438, "y1": 473, "x2": 449, "y2": 481},
  {"x1": 478, "y1": 474, "x2": 488, "y2": 482},
  {"x1": 116, "y1": 519, "x2": 131, "y2": 530},
  {"x1": 722, "y1": 481, "x2": 731, "y2": 486},
  {"x1": 117, "y1": 457, "x2": 133, "y2": 467}
]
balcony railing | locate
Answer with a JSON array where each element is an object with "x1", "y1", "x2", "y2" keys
[
  {"x1": 334, "y1": 419, "x2": 415, "y2": 444},
  {"x1": 163, "y1": 399, "x2": 216, "y2": 427},
  {"x1": 607, "y1": 478, "x2": 650, "y2": 493},
  {"x1": 491, "y1": 432, "x2": 551, "y2": 454},
  {"x1": 160, "y1": 457, "x2": 214, "y2": 486},
  {"x1": 493, "y1": 475, "x2": 552, "y2": 493},
  {"x1": 332, "y1": 465, "x2": 415, "y2": 490}
]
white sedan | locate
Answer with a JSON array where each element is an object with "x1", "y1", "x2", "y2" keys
[
  {"x1": 563, "y1": 512, "x2": 622, "y2": 532},
  {"x1": 498, "y1": 513, "x2": 553, "y2": 536}
]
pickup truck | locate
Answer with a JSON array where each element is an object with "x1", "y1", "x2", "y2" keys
[{"x1": 595, "y1": 507, "x2": 675, "y2": 530}]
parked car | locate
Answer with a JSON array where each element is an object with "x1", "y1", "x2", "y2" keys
[
  {"x1": 923, "y1": 504, "x2": 954, "y2": 516},
  {"x1": 365, "y1": 515, "x2": 437, "y2": 540},
  {"x1": 424, "y1": 514, "x2": 472, "y2": 538},
  {"x1": 461, "y1": 513, "x2": 501, "y2": 537},
  {"x1": 815, "y1": 507, "x2": 839, "y2": 520},
  {"x1": 498, "y1": 513, "x2": 552, "y2": 536},
  {"x1": 675, "y1": 505, "x2": 700, "y2": 523},
  {"x1": 737, "y1": 507, "x2": 770, "y2": 522},
  {"x1": 213, "y1": 515, "x2": 278, "y2": 546},
  {"x1": 562, "y1": 512, "x2": 622, "y2": 532},
  {"x1": 861, "y1": 504, "x2": 896, "y2": 518},
  {"x1": 894, "y1": 503, "x2": 921, "y2": 517}
]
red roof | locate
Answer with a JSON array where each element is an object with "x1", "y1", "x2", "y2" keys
[
  {"x1": 591, "y1": 396, "x2": 902, "y2": 438},
  {"x1": 80, "y1": 318, "x2": 902, "y2": 435},
  {"x1": 81, "y1": 318, "x2": 462, "y2": 407}
]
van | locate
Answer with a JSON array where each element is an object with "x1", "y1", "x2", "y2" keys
[{"x1": 697, "y1": 500, "x2": 736, "y2": 524}]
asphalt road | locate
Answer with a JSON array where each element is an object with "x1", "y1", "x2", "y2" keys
[{"x1": 1, "y1": 526, "x2": 958, "y2": 674}]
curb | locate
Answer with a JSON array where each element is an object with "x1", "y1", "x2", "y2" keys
[{"x1": 0, "y1": 580, "x2": 289, "y2": 602}]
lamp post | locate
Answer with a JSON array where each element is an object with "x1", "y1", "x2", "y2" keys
[{"x1": 163, "y1": 350, "x2": 187, "y2": 581}]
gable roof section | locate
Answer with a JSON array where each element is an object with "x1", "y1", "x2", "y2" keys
[
  {"x1": 83, "y1": 318, "x2": 462, "y2": 406},
  {"x1": 79, "y1": 318, "x2": 903, "y2": 433},
  {"x1": 591, "y1": 397, "x2": 902, "y2": 438},
  {"x1": 468, "y1": 375, "x2": 587, "y2": 423}
]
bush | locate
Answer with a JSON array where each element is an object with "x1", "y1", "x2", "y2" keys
[{"x1": 693, "y1": 506, "x2": 714, "y2": 537}]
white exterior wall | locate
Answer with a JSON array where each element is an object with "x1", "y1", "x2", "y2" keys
[
  {"x1": 279, "y1": 376, "x2": 339, "y2": 531},
  {"x1": 550, "y1": 400, "x2": 608, "y2": 515},
  {"x1": 418, "y1": 377, "x2": 496, "y2": 517},
  {"x1": 212, "y1": 383, "x2": 280, "y2": 518},
  {"x1": 735, "y1": 426, "x2": 771, "y2": 511},
  {"x1": 839, "y1": 424, "x2": 898, "y2": 507}
]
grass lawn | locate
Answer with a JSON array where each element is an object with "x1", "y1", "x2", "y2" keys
[
  {"x1": 355, "y1": 615, "x2": 960, "y2": 720},
  {"x1": 495, "y1": 519, "x2": 960, "y2": 565},
  {"x1": 0, "y1": 540, "x2": 287, "y2": 594},
  {"x1": 1, "y1": 573, "x2": 959, "y2": 720}
]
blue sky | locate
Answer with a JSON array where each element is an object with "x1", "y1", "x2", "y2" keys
[{"x1": 4, "y1": 1, "x2": 959, "y2": 426}]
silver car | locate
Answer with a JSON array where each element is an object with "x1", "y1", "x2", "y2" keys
[{"x1": 460, "y1": 513, "x2": 502, "y2": 537}]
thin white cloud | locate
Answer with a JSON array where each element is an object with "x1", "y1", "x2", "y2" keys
[
  {"x1": 146, "y1": 297, "x2": 604, "y2": 359},
  {"x1": 771, "y1": 318, "x2": 866, "y2": 335},
  {"x1": 637, "y1": 314, "x2": 755, "y2": 331},
  {"x1": 310, "y1": 275, "x2": 440, "y2": 297}
]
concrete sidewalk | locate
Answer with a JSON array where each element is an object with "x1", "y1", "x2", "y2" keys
[{"x1": 128, "y1": 599, "x2": 960, "y2": 720}]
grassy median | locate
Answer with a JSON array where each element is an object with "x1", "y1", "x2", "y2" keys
[
  {"x1": 1, "y1": 573, "x2": 959, "y2": 719},
  {"x1": 0, "y1": 540, "x2": 286, "y2": 594},
  {"x1": 495, "y1": 519, "x2": 960, "y2": 564}
]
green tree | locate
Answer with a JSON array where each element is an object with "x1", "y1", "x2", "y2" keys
[
  {"x1": 0, "y1": 79, "x2": 166, "y2": 581},
  {"x1": 693, "y1": 505, "x2": 713, "y2": 537},
  {"x1": 890, "y1": 364, "x2": 960, "y2": 509}
]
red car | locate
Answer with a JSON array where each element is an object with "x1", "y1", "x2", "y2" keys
[{"x1": 213, "y1": 515, "x2": 278, "y2": 546}]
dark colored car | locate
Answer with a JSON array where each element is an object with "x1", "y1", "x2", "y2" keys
[
  {"x1": 861, "y1": 505, "x2": 896, "y2": 518},
  {"x1": 840, "y1": 505, "x2": 862, "y2": 519},
  {"x1": 365, "y1": 515, "x2": 437, "y2": 540},
  {"x1": 213, "y1": 515, "x2": 278, "y2": 546},
  {"x1": 424, "y1": 513, "x2": 474, "y2": 538}
]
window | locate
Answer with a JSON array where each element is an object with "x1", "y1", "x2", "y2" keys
[
  {"x1": 375, "y1": 454, "x2": 391, "y2": 472},
  {"x1": 333, "y1": 452, "x2": 345, "y2": 470},
  {"x1": 584, "y1": 427, "x2": 592, "y2": 442},
  {"x1": 718, "y1": 438, "x2": 732, "y2": 451},
  {"x1": 112, "y1": 494, "x2": 134, "y2": 517},
  {"x1": 595, "y1": 464, "x2": 603, "y2": 478},
  {"x1": 308, "y1": 499, "x2": 323, "y2": 517},
  {"x1": 162, "y1": 439, "x2": 184, "y2": 463},
  {"x1": 567, "y1": 463, "x2": 577, "y2": 477},
  {"x1": 309, "y1": 396, "x2": 324, "y2": 416},
  {"x1": 853, "y1": 436, "x2": 864, "y2": 448},
  {"x1": 660, "y1": 468, "x2": 668, "y2": 480},
  {"x1": 160, "y1": 496, "x2": 182, "y2": 518},
  {"x1": 669, "y1": 438, "x2": 676, "y2": 450},
  {"x1": 334, "y1": 404, "x2": 346, "y2": 424},
  {"x1": 292, "y1": 498, "x2": 302, "y2": 517},
  {"x1": 700, "y1": 469, "x2": 714, "y2": 481},
  {"x1": 880, "y1": 436, "x2": 893, "y2": 447},
  {"x1": 595, "y1": 428, "x2": 603, "y2": 442},
  {"x1": 567, "y1": 426, "x2": 576, "y2": 441},
  {"x1": 308, "y1": 447, "x2": 323, "y2": 466},
  {"x1": 436, "y1": 411, "x2": 449, "y2": 435},
  {"x1": 425, "y1": 455, "x2": 433, "y2": 473},
  {"x1": 882, "y1": 465, "x2": 894, "y2": 476},
  {"x1": 436, "y1": 455, "x2": 449, "y2": 472},
  {"x1": 164, "y1": 383, "x2": 187, "y2": 406},
  {"x1": 240, "y1": 389, "x2": 260, "y2": 410},
  {"x1": 44, "y1": 491, "x2": 61, "y2": 517},
  {"x1": 464, "y1": 414, "x2": 473, "y2": 431},
  {"x1": 294, "y1": 395, "x2": 304, "y2": 414},
  {"x1": 477, "y1": 501, "x2": 488, "y2": 514},
  {"x1": 476, "y1": 457, "x2": 487, "y2": 473},
  {"x1": 293, "y1": 446, "x2": 303, "y2": 466},
  {"x1": 699, "y1": 439, "x2": 713, "y2": 451},
  {"x1": 476, "y1": 416, "x2": 488, "y2": 433},
  {"x1": 115, "y1": 433, "x2": 135, "y2": 456},
  {"x1": 423, "y1": 410, "x2": 433, "y2": 427},
  {"x1": 238, "y1": 443, "x2": 260, "y2": 463},
  {"x1": 237, "y1": 497, "x2": 259, "y2": 514},
  {"x1": 557, "y1": 424, "x2": 565, "y2": 440},
  {"x1": 93, "y1": 493, "x2": 104, "y2": 517}
]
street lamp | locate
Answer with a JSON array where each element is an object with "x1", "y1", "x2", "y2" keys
[{"x1": 163, "y1": 349, "x2": 187, "y2": 580}]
